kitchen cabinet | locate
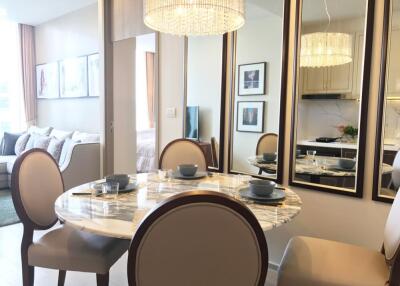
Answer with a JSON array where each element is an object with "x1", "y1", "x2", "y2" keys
[
  {"x1": 386, "y1": 27, "x2": 400, "y2": 97},
  {"x1": 301, "y1": 32, "x2": 357, "y2": 95}
]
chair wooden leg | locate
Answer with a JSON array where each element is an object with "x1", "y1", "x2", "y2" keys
[
  {"x1": 21, "y1": 227, "x2": 34, "y2": 286},
  {"x1": 58, "y1": 270, "x2": 66, "y2": 286},
  {"x1": 21, "y1": 262, "x2": 34, "y2": 286},
  {"x1": 96, "y1": 273, "x2": 109, "y2": 286}
]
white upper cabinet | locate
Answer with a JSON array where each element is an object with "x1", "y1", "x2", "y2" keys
[{"x1": 386, "y1": 27, "x2": 400, "y2": 96}]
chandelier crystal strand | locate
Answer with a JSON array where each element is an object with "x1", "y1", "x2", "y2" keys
[{"x1": 144, "y1": 0, "x2": 245, "y2": 36}]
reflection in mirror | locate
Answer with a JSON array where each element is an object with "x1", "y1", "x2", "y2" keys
[
  {"x1": 373, "y1": 0, "x2": 400, "y2": 202},
  {"x1": 185, "y1": 35, "x2": 224, "y2": 171},
  {"x1": 229, "y1": 0, "x2": 287, "y2": 181},
  {"x1": 291, "y1": 0, "x2": 370, "y2": 195}
]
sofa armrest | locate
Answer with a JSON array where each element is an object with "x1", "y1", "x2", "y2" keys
[{"x1": 60, "y1": 142, "x2": 101, "y2": 191}]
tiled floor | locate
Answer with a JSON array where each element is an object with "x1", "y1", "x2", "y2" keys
[{"x1": 0, "y1": 223, "x2": 277, "y2": 286}]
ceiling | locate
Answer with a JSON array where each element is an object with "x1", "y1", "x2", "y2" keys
[
  {"x1": 0, "y1": 0, "x2": 97, "y2": 26},
  {"x1": 247, "y1": 0, "x2": 367, "y2": 22}
]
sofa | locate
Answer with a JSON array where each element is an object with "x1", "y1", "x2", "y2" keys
[{"x1": 0, "y1": 126, "x2": 101, "y2": 191}]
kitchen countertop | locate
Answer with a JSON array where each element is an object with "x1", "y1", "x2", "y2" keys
[{"x1": 298, "y1": 140, "x2": 399, "y2": 152}]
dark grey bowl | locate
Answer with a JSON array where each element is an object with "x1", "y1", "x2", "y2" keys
[
  {"x1": 249, "y1": 180, "x2": 276, "y2": 197},
  {"x1": 338, "y1": 158, "x2": 356, "y2": 170},
  {"x1": 177, "y1": 164, "x2": 198, "y2": 177},
  {"x1": 106, "y1": 174, "x2": 129, "y2": 189},
  {"x1": 263, "y1": 152, "x2": 277, "y2": 162}
]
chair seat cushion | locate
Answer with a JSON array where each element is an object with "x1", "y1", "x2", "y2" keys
[
  {"x1": 278, "y1": 236, "x2": 389, "y2": 286},
  {"x1": 28, "y1": 225, "x2": 129, "y2": 274}
]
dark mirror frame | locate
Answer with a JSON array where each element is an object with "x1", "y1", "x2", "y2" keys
[
  {"x1": 372, "y1": 0, "x2": 394, "y2": 203},
  {"x1": 289, "y1": 0, "x2": 376, "y2": 197},
  {"x1": 227, "y1": 0, "x2": 290, "y2": 184},
  {"x1": 183, "y1": 34, "x2": 228, "y2": 173}
]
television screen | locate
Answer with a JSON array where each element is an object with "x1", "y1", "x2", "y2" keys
[{"x1": 185, "y1": 106, "x2": 199, "y2": 140}]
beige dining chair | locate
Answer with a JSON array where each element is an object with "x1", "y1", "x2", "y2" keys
[
  {"x1": 159, "y1": 138, "x2": 207, "y2": 171},
  {"x1": 127, "y1": 190, "x2": 269, "y2": 286},
  {"x1": 256, "y1": 133, "x2": 278, "y2": 155},
  {"x1": 11, "y1": 149, "x2": 129, "y2": 286},
  {"x1": 256, "y1": 133, "x2": 278, "y2": 175},
  {"x1": 277, "y1": 189, "x2": 400, "y2": 286}
]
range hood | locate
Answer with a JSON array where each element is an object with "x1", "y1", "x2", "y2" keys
[{"x1": 302, "y1": 93, "x2": 358, "y2": 100}]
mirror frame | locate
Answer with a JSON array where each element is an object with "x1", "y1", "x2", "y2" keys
[
  {"x1": 289, "y1": 0, "x2": 376, "y2": 197},
  {"x1": 372, "y1": 0, "x2": 394, "y2": 203},
  {"x1": 183, "y1": 34, "x2": 228, "y2": 173},
  {"x1": 227, "y1": 0, "x2": 291, "y2": 184}
]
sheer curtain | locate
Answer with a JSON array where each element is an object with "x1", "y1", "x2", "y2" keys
[
  {"x1": 0, "y1": 19, "x2": 25, "y2": 134},
  {"x1": 19, "y1": 24, "x2": 36, "y2": 127}
]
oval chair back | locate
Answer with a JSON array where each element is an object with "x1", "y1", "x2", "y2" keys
[
  {"x1": 11, "y1": 149, "x2": 64, "y2": 230},
  {"x1": 384, "y1": 189, "x2": 400, "y2": 263},
  {"x1": 256, "y1": 133, "x2": 278, "y2": 155},
  {"x1": 159, "y1": 139, "x2": 207, "y2": 171},
  {"x1": 127, "y1": 190, "x2": 268, "y2": 286}
]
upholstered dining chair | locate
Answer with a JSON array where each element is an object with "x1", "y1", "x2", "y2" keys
[
  {"x1": 256, "y1": 133, "x2": 278, "y2": 175},
  {"x1": 277, "y1": 189, "x2": 400, "y2": 286},
  {"x1": 127, "y1": 190, "x2": 268, "y2": 286},
  {"x1": 159, "y1": 138, "x2": 207, "y2": 171},
  {"x1": 11, "y1": 149, "x2": 129, "y2": 286}
]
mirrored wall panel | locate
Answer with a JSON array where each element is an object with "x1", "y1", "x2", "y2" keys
[
  {"x1": 184, "y1": 35, "x2": 225, "y2": 171},
  {"x1": 229, "y1": 0, "x2": 289, "y2": 182},
  {"x1": 290, "y1": 0, "x2": 373, "y2": 196},
  {"x1": 373, "y1": 0, "x2": 400, "y2": 203}
]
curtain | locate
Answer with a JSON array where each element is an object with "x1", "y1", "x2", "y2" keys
[
  {"x1": 19, "y1": 24, "x2": 36, "y2": 127},
  {"x1": 145, "y1": 52, "x2": 155, "y2": 128}
]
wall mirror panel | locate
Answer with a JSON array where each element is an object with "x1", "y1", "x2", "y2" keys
[
  {"x1": 184, "y1": 35, "x2": 226, "y2": 172},
  {"x1": 290, "y1": 0, "x2": 374, "y2": 196},
  {"x1": 228, "y1": 0, "x2": 289, "y2": 183},
  {"x1": 373, "y1": 0, "x2": 400, "y2": 203}
]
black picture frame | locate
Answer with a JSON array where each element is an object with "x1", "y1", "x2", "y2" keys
[
  {"x1": 288, "y1": 0, "x2": 376, "y2": 198},
  {"x1": 236, "y1": 101, "x2": 265, "y2": 133},
  {"x1": 238, "y1": 62, "x2": 267, "y2": 96}
]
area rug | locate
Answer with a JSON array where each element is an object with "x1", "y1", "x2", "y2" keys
[{"x1": 0, "y1": 189, "x2": 19, "y2": 227}]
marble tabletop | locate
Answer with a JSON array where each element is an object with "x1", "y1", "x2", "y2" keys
[
  {"x1": 249, "y1": 155, "x2": 393, "y2": 177},
  {"x1": 55, "y1": 173, "x2": 302, "y2": 239}
]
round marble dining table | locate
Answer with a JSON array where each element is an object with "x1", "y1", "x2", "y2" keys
[{"x1": 55, "y1": 173, "x2": 302, "y2": 239}]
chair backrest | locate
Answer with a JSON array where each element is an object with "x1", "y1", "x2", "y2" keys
[
  {"x1": 392, "y1": 152, "x2": 400, "y2": 189},
  {"x1": 210, "y1": 137, "x2": 218, "y2": 168},
  {"x1": 11, "y1": 149, "x2": 64, "y2": 230},
  {"x1": 127, "y1": 191, "x2": 268, "y2": 286},
  {"x1": 256, "y1": 133, "x2": 278, "y2": 155},
  {"x1": 384, "y1": 189, "x2": 400, "y2": 264},
  {"x1": 159, "y1": 139, "x2": 207, "y2": 171}
]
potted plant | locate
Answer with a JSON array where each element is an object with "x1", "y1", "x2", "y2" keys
[{"x1": 337, "y1": 125, "x2": 358, "y2": 143}]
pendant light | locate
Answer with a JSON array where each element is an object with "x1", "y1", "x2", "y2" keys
[
  {"x1": 143, "y1": 0, "x2": 245, "y2": 36},
  {"x1": 300, "y1": 0, "x2": 352, "y2": 68}
]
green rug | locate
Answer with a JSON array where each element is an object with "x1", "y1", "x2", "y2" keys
[{"x1": 0, "y1": 189, "x2": 19, "y2": 227}]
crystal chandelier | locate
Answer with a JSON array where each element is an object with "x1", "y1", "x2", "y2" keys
[
  {"x1": 143, "y1": 0, "x2": 245, "y2": 36},
  {"x1": 300, "y1": 32, "x2": 353, "y2": 67},
  {"x1": 300, "y1": 0, "x2": 352, "y2": 68}
]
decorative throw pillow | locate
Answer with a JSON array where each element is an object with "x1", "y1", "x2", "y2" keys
[
  {"x1": 49, "y1": 129, "x2": 74, "y2": 140},
  {"x1": 47, "y1": 137, "x2": 65, "y2": 163},
  {"x1": 28, "y1": 125, "x2": 53, "y2": 136},
  {"x1": 33, "y1": 135, "x2": 52, "y2": 150},
  {"x1": 1, "y1": 132, "x2": 21, "y2": 155},
  {"x1": 14, "y1": 133, "x2": 30, "y2": 156},
  {"x1": 24, "y1": 133, "x2": 39, "y2": 151},
  {"x1": 0, "y1": 137, "x2": 3, "y2": 155},
  {"x1": 71, "y1": 131, "x2": 100, "y2": 143},
  {"x1": 59, "y1": 138, "x2": 75, "y2": 166}
]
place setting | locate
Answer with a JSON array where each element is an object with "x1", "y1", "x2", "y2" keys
[
  {"x1": 169, "y1": 164, "x2": 209, "y2": 180},
  {"x1": 256, "y1": 152, "x2": 277, "y2": 164},
  {"x1": 239, "y1": 179, "x2": 286, "y2": 206}
]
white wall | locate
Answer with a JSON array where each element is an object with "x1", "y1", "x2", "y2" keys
[
  {"x1": 187, "y1": 36, "x2": 222, "y2": 143},
  {"x1": 158, "y1": 34, "x2": 185, "y2": 151},
  {"x1": 35, "y1": 4, "x2": 100, "y2": 133},
  {"x1": 232, "y1": 14, "x2": 283, "y2": 173}
]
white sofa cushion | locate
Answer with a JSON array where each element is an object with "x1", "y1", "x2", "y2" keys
[
  {"x1": 49, "y1": 129, "x2": 74, "y2": 140},
  {"x1": 0, "y1": 155, "x2": 17, "y2": 174},
  {"x1": 0, "y1": 173, "x2": 8, "y2": 189},
  {"x1": 33, "y1": 135, "x2": 51, "y2": 149},
  {"x1": 71, "y1": 131, "x2": 100, "y2": 143},
  {"x1": 28, "y1": 125, "x2": 52, "y2": 136}
]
